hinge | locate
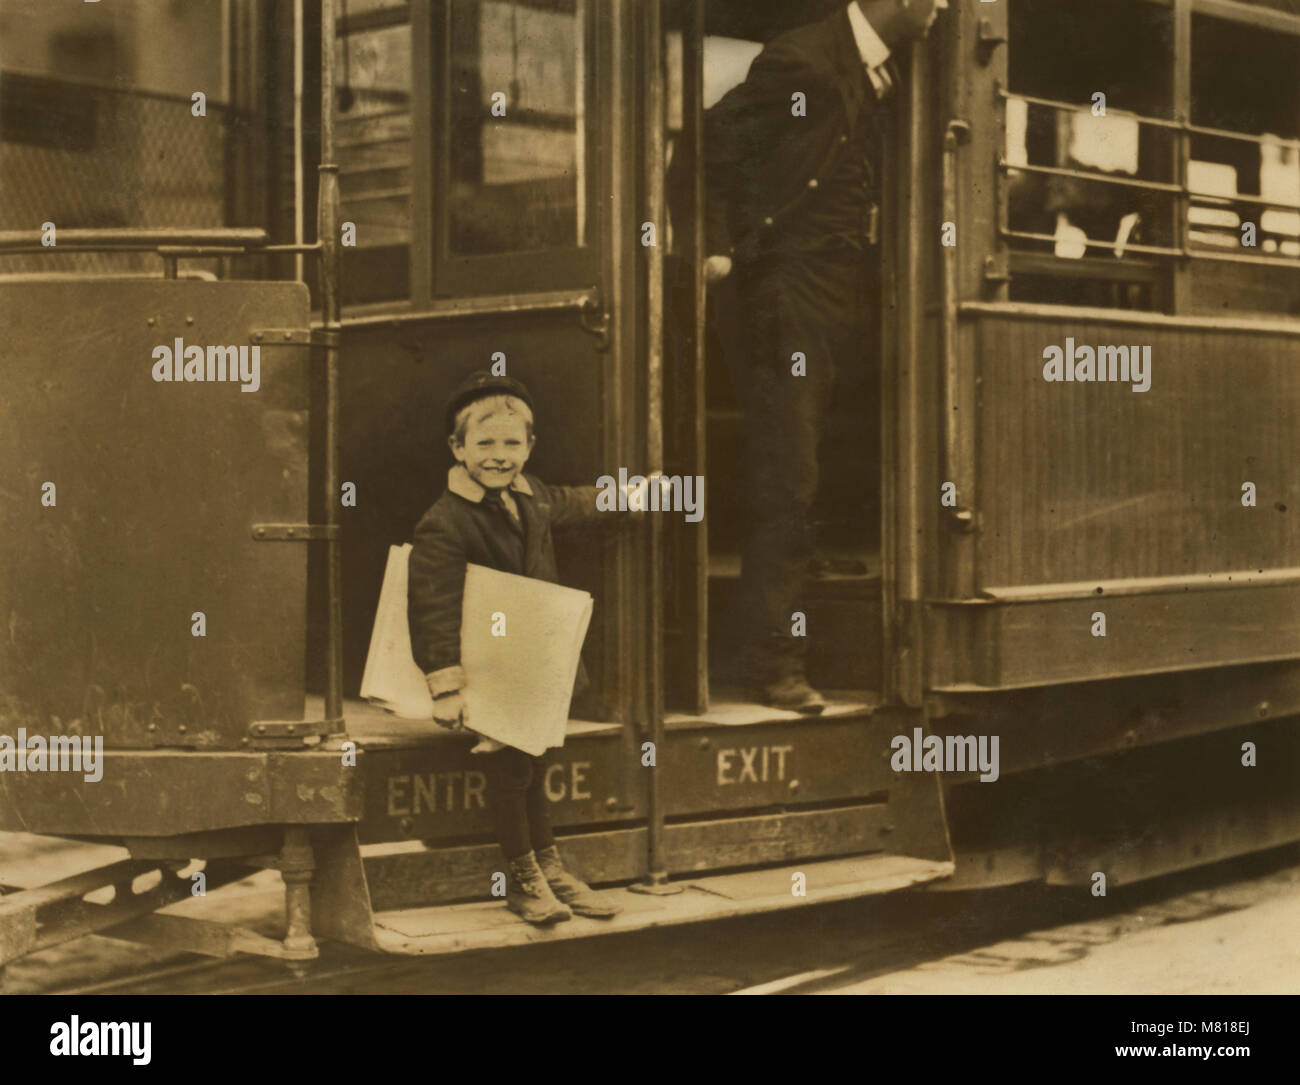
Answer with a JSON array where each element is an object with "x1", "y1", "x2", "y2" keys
[{"x1": 251, "y1": 523, "x2": 340, "y2": 542}]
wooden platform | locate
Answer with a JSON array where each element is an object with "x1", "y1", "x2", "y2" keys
[{"x1": 368, "y1": 853, "x2": 953, "y2": 956}]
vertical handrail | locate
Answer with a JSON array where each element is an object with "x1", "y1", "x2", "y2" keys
[
  {"x1": 319, "y1": 0, "x2": 346, "y2": 733},
  {"x1": 684, "y1": 0, "x2": 708, "y2": 714},
  {"x1": 642, "y1": 0, "x2": 670, "y2": 890}
]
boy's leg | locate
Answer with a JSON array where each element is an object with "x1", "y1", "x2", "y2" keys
[
  {"x1": 524, "y1": 753, "x2": 555, "y2": 853},
  {"x1": 486, "y1": 746, "x2": 536, "y2": 859},
  {"x1": 485, "y1": 747, "x2": 571, "y2": 924}
]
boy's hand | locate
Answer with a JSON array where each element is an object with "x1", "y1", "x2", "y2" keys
[{"x1": 430, "y1": 689, "x2": 465, "y2": 731}]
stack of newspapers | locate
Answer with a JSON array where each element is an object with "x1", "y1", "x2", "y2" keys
[{"x1": 360, "y1": 545, "x2": 593, "y2": 756}]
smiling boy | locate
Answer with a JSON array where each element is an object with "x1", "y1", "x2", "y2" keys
[{"x1": 406, "y1": 370, "x2": 624, "y2": 925}]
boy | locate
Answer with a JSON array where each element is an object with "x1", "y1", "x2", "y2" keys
[{"x1": 407, "y1": 371, "x2": 624, "y2": 925}]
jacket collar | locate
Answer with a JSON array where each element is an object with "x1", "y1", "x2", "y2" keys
[{"x1": 448, "y1": 464, "x2": 534, "y2": 503}]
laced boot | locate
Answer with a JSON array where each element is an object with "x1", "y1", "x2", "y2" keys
[
  {"x1": 504, "y1": 850, "x2": 572, "y2": 925},
  {"x1": 535, "y1": 845, "x2": 623, "y2": 918}
]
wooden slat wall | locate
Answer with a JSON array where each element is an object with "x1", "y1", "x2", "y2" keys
[{"x1": 975, "y1": 314, "x2": 1300, "y2": 588}]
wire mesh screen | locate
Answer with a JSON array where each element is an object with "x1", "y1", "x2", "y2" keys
[{"x1": 0, "y1": 72, "x2": 266, "y2": 276}]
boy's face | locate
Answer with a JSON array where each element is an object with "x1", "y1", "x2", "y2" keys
[{"x1": 449, "y1": 410, "x2": 534, "y2": 491}]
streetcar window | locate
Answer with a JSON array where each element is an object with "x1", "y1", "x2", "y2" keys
[
  {"x1": 446, "y1": 0, "x2": 588, "y2": 256},
  {"x1": 1188, "y1": 13, "x2": 1300, "y2": 314},
  {"x1": 1004, "y1": 0, "x2": 1175, "y2": 310},
  {"x1": 336, "y1": 5, "x2": 413, "y2": 303}
]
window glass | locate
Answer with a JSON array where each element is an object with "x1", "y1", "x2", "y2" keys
[
  {"x1": 1004, "y1": 0, "x2": 1175, "y2": 308},
  {"x1": 447, "y1": 0, "x2": 587, "y2": 255},
  {"x1": 336, "y1": 17, "x2": 413, "y2": 256},
  {"x1": 1190, "y1": 15, "x2": 1300, "y2": 261}
]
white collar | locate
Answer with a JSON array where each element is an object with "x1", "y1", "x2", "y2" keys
[
  {"x1": 846, "y1": 2, "x2": 892, "y2": 69},
  {"x1": 448, "y1": 464, "x2": 534, "y2": 503}
]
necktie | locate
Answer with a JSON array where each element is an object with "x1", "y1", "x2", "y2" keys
[{"x1": 866, "y1": 62, "x2": 894, "y2": 100}]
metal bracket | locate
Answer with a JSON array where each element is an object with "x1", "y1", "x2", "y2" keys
[
  {"x1": 982, "y1": 255, "x2": 1012, "y2": 285},
  {"x1": 250, "y1": 327, "x2": 312, "y2": 346},
  {"x1": 247, "y1": 718, "x2": 343, "y2": 747},
  {"x1": 944, "y1": 506, "x2": 979, "y2": 534},
  {"x1": 252, "y1": 523, "x2": 340, "y2": 542},
  {"x1": 977, "y1": 18, "x2": 1007, "y2": 63},
  {"x1": 577, "y1": 294, "x2": 611, "y2": 351}
]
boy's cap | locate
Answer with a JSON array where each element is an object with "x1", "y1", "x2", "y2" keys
[{"x1": 445, "y1": 371, "x2": 535, "y2": 433}]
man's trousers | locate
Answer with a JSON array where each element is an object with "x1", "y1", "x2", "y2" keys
[{"x1": 727, "y1": 247, "x2": 872, "y2": 682}]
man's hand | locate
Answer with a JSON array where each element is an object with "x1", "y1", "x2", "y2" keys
[
  {"x1": 430, "y1": 689, "x2": 465, "y2": 731},
  {"x1": 704, "y1": 254, "x2": 733, "y2": 284}
]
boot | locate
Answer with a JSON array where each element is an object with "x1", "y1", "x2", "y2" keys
[
  {"x1": 504, "y1": 850, "x2": 572, "y2": 925},
  {"x1": 536, "y1": 845, "x2": 623, "y2": 918},
  {"x1": 758, "y1": 672, "x2": 826, "y2": 715}
]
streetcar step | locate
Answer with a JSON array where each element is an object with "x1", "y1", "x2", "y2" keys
[{"x1": 365, "y1": 853, "x2": 953, "y2": 956}]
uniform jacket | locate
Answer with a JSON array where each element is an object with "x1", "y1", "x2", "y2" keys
[
  {"x1": 678, "y1": 5, "x2": 891, "y2": 264},
  {"x1": 407, "y1": 465, "x2": 604, "y2": 698}
]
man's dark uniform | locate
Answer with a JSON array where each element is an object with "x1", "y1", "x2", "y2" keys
[{"x1": 699, "y1": 6, "x2": 893, "y2": 685}]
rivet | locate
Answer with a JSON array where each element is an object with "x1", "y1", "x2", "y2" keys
[
  {"x1": 178, "y1": 724, "x2": 187, "y2": 733},
  {"x1": 283, "y1": 331, "x2": 292, "y2": 340},
  {"x1": 605, "y1": 797, "x2": 618, "y2": 810},
  {"x1": 698, "y1": 737, "x2": 710, "y2": 749},
  {"x1": 147, "y1": 723, "x2": 157, "y2": 732},
  {"x1": 146, "y1": 317, "x2": 156, "y2": 327},
  {"x1": 788, "y1": 779, "x2": 800, "y2": 792},
  {"x1": 256, "y1": 724, "x2": 267, "y2": 734},
  {"x1": 185, "y1": 315, "x2": 194, "y2": 325},
  {"x1": 1258, "y1": 701, "x2": 1270, "y2": 717}
]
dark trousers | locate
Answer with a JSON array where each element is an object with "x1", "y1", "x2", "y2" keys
[
  {"x1": 728, "y1": 249, "x2": 871, "y2": 679},
  {"x1": 484, "y1": 745, "x2": 555, "y2": 860}
]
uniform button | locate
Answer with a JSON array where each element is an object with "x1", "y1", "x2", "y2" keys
[
  {"x1": 807, "y1": 178, "x2": 819, "y2": 189},
  {"x1": 763, "y1": 216, "x2": 774, "y2": 227},
  {"x1": 839, "y1": 134, "x2": 848, "y2": 143}
]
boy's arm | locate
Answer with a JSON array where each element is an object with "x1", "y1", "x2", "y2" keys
[
  {"x1": 407, "y1": 510, "x2": 468, "y2": 694},
  {"x1": 544, "y1": 482, "x2": 606, "y2": 527}
]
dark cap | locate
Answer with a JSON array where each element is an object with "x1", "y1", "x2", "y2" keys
[{"x1": 445, "y1": 371, "x2": 534, "y2": 434}]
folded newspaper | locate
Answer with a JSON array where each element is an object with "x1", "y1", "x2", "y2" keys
[{"x1": 360, "y1": 545, "x2": 593, "y2": 756}]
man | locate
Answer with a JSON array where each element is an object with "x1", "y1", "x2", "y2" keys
[{"x1": 699, "y1": 0, "x2": 944, "y2": 712}]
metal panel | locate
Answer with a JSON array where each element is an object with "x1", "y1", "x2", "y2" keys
[{"x1": 0, "y1": 280, "x2": 311, "y2": 749}]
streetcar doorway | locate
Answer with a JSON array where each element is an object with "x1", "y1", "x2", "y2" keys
[{"x1": 663, "y1": 1, "x2": 886, "y2": 713}]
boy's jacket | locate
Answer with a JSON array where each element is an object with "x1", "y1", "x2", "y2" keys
[{"x1": 407, "y1": 466, "x2": 602, "y2": 695}]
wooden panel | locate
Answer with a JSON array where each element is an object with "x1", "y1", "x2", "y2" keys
[
  {"x1": 975, "y1": 313, "x2": 1300, "y2": 588},
  {"x1": 355, "y1": 710, "x2": 894, "y2": 844},
  {"x1": 930, "y1": 582, "x2": 1300, "y2": 687},
  {"x1": 364, "y1": 803, "x2": 895, "y2": 909}
]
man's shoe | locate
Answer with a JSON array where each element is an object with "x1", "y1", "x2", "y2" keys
[
  {"x1": 536, "y1": 845, "x2": 624, "y2": 918},
  {"x1": 758, "y1": 673, "x2": 826, "y2": 714},
  {"x1": 504, "y1": 850, "x2": 573, "y2": 925}
]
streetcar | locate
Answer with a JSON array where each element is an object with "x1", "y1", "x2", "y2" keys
[{"x1": 1, "y1": 0, "x2": 1298, "y2": 970}]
